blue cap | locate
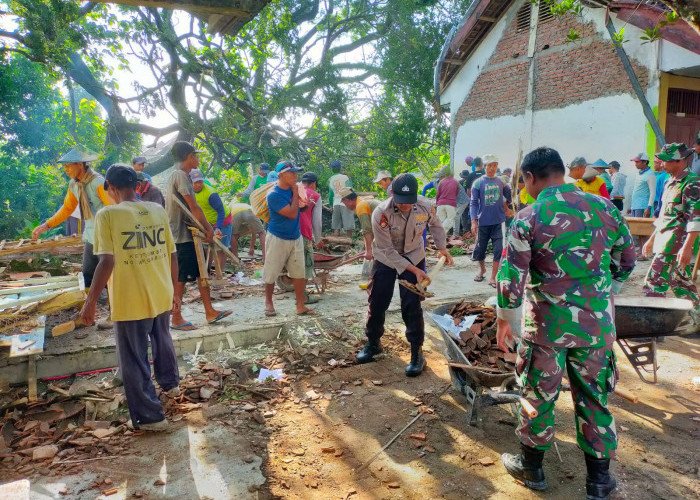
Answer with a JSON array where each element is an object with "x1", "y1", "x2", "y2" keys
[
  {"x1": 590, "y1": 158, "x2": 610, "y2": 169},
  {"x1": 275, "y1": 160, "x2": 302, "y2": 174}
]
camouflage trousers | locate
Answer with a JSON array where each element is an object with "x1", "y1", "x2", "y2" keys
[
  {"x1": 643, "y1": 253, "x2": 699, "y2": 305},
  {"x1": 516, "y1": 340, "x2": 618, "y2": 459}
]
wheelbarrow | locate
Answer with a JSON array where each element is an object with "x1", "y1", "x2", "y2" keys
[
  {"x1": 276, "y1": 250, "x2": 366, "y2": 293},
  {"x1": 428, "y1": 303, "x2": 522, "y2": 426},
  {"x1": 429, "y1": 297, "x2": 693, "y2": 425},
  {"x1": 613, "y1": 296, "x2": 692, "y2": 384}
]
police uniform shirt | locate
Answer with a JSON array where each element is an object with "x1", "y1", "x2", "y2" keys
[{"x1": 371, "y1": 196, "x2": 447, "y2": 274}]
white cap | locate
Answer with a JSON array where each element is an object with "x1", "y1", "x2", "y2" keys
[
  {"x1": 630, "y1": 153, "x2": 649, "y2": 162},
  {"x1": 482, "y1": 154, "x2": 499, "y2": 165}
]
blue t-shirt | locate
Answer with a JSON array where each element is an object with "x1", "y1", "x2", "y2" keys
[
  {"x1": 469, "y1": 176, "x2": 511, "y2": 226},
  {"x1": 267, "y1": 185, "x2": 300, "y2": 240}
]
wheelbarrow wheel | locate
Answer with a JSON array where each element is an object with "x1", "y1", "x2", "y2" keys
[{"x1": 276, "y1": 274, "x2": 295, "y2": 292}]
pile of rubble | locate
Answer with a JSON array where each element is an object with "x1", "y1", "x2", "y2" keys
[
  {"x1": 447, "y1": 300, "x2": 517, "y2": 372},
  {"x1": 0, "y1": 379, "x2": 130, "y2": 479}
]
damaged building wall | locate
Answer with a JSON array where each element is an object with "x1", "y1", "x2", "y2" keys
[{"x1": 440, "y1": 2, "x2": 700, "y2": 203}]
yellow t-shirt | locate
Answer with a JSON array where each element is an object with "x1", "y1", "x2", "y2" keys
[
  {"x1": 355, "y1": 198, "x2": 380, "y2": 235},
  {"x1": 93, "y1": 201, "x2": 176, "y2": 321},
  {"x1": 229, "y1": 202, "x2": 252, "y2": 216}
]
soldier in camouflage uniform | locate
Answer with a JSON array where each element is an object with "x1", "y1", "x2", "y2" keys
[
  {"x1": 641, "y1": 144, "x2": 699, "y2": 315},
  {"x1": 495, "y1": 147, "x2": 636, "y2": 500}
]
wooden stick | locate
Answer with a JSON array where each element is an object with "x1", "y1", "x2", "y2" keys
[
  {"x1": 355, "y1": 410, "x2": 425, "y2": 473},
  {"x1": 189, "y1": 228, "x2": 209, "y2": 288},
  {"x1": 447, "y1": 361, "x2": 509, "y2": 374},
  {"x1": 613, "y1": 387, "x2": 639, "y2": 404},
  {"x1": 173, "y1": 197, "x2": 239, "y2": 265}
]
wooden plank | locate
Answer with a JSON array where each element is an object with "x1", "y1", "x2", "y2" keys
[
  {"x1": 0, "y1": 275, "x2": 76, "y2": 286},
  {"x1": 27, "y1": 356, "x2": 37, "y2": 402},
  {"x1": 190, "y1": 229, "x2": 209, "y2": 288},
  {"x1": 9, "y1": 316, "x2": 46, "y2": 358},
  {"x1": 0, "y1": 280, "x2": 79, "y2": 297},
  {"x1": 0, "y1": 287, "x2": 80, "y2": 310}
]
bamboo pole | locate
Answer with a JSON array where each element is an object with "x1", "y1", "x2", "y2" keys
[{"x1": 0, "y1": 280, "x2": 80, "y2": 296}]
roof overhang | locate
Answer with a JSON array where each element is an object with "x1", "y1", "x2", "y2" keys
[
  {"x1": 435, "y1": 0, "x2": 700, "y2": 99},
  {"x1": 91, "y1": 0, "x2": 270, "y2": 36}
]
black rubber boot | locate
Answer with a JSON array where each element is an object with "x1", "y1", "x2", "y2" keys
[
  {"x1": 405, "y1": 344, "x2": 426, "y2": 377},
  {"x1": 501, "y1": 444, "x2": 547, "y2": 491},
  {"x1": 585, "y1": 453, "x2": 617, "y2": 500},
  {"x1": 356, "y1": 341, "x2": 382, "y2": 364}
]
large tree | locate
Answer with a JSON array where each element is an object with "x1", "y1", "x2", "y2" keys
[{"x1": 1, "y1": 0, "x2": 466, "y2": 185}]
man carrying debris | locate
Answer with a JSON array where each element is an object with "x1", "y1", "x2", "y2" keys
[
  {"x1": 80, "y1": 165, "x2": 180, "y2": 432},
  {"x1": 237, "y1": 162, "x2": 271, "y2": 203},
  {"x1": 165, "y1": 142, "x2": 232, "y2": 330},
  {"x1": 300, "y1": 172, "x2": 322, "y2": 304},
  {"x1": 340, "y1": 187, "x2": 380, "y2": 277},
  {"x1": 32, "y1": 146, "x2": 113, "y2": 331},
  {"x1": 496, "y1": 147, "x2": 636, "y2": 500},
  {"x1": 229, "y1": 202, "x2": 266, "y2": 261},
  {"x1": 191, "y1": 168, "x2": 233, "y2": 272},
  {"x1": 642, "y1": 143, "x2": 700, "y2": 317},
  {"x1": 263, "y1": 161, "x2": 315, "y2": 317},
  {"x1": 355, "y1": 173, "x2": 453, "y2": 377},
  {"x1": 470, "y1": 154, "x2": 511, "y2": 287}
]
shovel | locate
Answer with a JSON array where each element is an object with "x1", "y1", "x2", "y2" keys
[{"x1": 399, "y1": 255, "x2": 447, "y2": 298}]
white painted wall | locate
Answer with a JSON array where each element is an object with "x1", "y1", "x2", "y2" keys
[{"x1": 442, "y1": 5, "x2": 700, "y2": 205}]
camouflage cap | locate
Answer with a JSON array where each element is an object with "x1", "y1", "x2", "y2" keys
[
  {"x1": 655, "y1": 143, "x2": 692, "y2": 161},
  {"x1": 58, "y1": 146, "x2": 99, "y2": 164}
]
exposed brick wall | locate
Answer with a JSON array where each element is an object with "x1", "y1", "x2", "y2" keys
[
  {"x1": 453, "y1": 62, "x2": 529, "y2": 126},
  {"x1": 452, "y1": 11, "x2": 650, "y2": 128},
  {"x1": 533, "y1": 40, "x2": 649, "y2": 110}
]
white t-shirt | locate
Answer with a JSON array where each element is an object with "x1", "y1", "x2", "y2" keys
[{"x1": 329, "y1": 173, "x2": 349, "y2": 206}]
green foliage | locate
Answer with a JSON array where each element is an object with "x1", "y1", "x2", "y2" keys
[{"x1": 0, "y1": 55, "x2": 112, "y2": 239}]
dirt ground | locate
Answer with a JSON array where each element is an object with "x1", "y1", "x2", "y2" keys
[{"x1": 4, "y1": 256, "x2": 700, "y2": 500}]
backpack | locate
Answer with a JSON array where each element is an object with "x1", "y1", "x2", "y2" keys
[{"x1": 250, "y1": 182, "x2": 275, "y2": 223}]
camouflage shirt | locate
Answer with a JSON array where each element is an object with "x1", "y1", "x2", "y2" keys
[
  {"x1": 497, "y1": 184, "x2": 636, "y2": 348},
  {"x1": 652, "y1": 170, "x2": 700, "y2": 255}
]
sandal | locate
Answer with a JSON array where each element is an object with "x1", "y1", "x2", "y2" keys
[
  {"x1": 489, "y1": 282, "x2": 497, "y2": 288},
  {"x1": 171, "y1": 322, "x2": 197, "y2": 331},
  {"x1": 474, "y1": 275, "x2": 486, "y2": 282},
  {"x1": 208, "y1": 310, "x2": 233, "y2": 324},
  {"x1": 265, "y1": 309, "x2": 277, "y2": 317}
]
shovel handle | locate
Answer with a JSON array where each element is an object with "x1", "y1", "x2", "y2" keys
[
  {"x1": 519, "y1": 398, "x2": 538, "y2": 418},
  {"x1": 421, "y1": 256, "x2": 447, "y2": 288}
]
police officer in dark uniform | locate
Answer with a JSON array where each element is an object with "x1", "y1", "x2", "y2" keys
[{"x1": 356, "y1": 173, "x2": 453, "y2": 376}]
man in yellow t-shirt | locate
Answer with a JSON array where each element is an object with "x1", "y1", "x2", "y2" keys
[
  {"x1": 79, "y1": 165, "x2": 180, "y2": 432},
  {"x1": 340, "y1": 188, "x2": 380, "y2": 278}
]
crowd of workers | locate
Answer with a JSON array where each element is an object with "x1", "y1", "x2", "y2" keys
[{"x1": 27, "y1": 134, "x2": 700, "y2": 499}]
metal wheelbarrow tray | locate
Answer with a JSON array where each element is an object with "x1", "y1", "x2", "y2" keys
[
  {"x1": 428, "y1": 303, "x2": 519, "y2": 426},
  {"x1": 429, "y1": 297, "x2": 692, "y2": 425},
  {"x1": 614, "y1": 296, "x2": 692, "y2": 384}
]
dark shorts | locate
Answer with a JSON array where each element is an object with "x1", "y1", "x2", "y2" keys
[
  {"x1": 82, "y1": 242, "x2": 99, "y2": 288},
  {"x1": 176, "y1": 241, "x2": 200, "y2": 283},
  {"x1": 472, "y1": 223, "x2": 503, "y2": 262},
  {"x1": 612, "y1": 198, "x2": 624, "y2": 211}
]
